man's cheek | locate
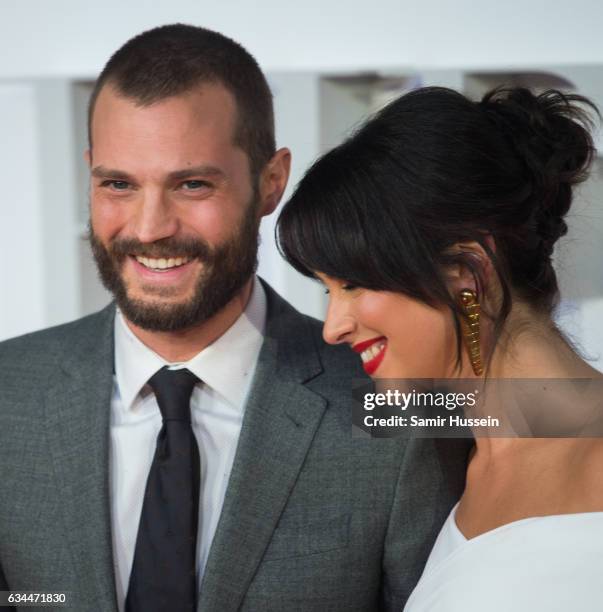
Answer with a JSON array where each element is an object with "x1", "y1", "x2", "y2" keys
[
  {"x1": 91, "y1": 199, "x2": 129, "y2": 229},
  {"x1": 188, "y1": 207, "x2": 237, "y2": 244}
]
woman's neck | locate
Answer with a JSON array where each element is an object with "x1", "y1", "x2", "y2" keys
[
  {"x1": 488, "y1": 321, "x2": 601, "y2": 379},
  {"x1": 473, "y1": 318, "x2": 603, "y2": 457}
]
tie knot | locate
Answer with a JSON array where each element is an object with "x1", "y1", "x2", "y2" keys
[{"x1": 147, "y1": 367, "x2": 199, "y2": 422}]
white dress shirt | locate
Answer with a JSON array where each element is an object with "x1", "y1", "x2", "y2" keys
[{"x1": 109, "y1": 277, "x2": 266, "y2": 611}]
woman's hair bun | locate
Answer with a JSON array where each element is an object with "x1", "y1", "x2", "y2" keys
[{"x1": 479, "y1": 87, "x2": 598, "y2": 253}]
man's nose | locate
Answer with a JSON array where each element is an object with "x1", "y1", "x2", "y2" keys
[
  {"x1": 322, "y1": 302, "x2": 356, "y2": 345},
  {"x1": 131, "y1": 190, "x2": 179, "y2": 243}
]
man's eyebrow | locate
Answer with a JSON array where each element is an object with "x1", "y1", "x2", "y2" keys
[
  {"x1": 167, "y1": 165, "x2": 225, "y2": 181},
  {"x1": 91, "y1": 166, "x2": 135, "y2": 181},
  {"x1": 90, "y1": 165, "x2": 226, "y2": 181}
]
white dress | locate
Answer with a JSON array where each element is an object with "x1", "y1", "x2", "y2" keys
[{"x1": 404, "y1": 503, "x2": 603, "y2": 611}]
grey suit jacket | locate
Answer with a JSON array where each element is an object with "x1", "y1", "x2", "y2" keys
[{"x1": 0, "y1": 281, "x2": 469, "y2": 611}]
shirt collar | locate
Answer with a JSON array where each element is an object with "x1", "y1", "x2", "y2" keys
[{"x1": 114, "y1": 276, "x2": 267, "y2": 412}]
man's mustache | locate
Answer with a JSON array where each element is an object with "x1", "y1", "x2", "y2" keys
[{"x1": 107, "y1": 236, "x2": 213, "y2": 261}]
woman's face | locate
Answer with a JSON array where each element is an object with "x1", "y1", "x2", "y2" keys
[{"x1": 317, "y1": 273, "x2": 463, "y2": 379}]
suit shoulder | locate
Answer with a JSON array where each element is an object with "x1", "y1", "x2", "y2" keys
[{"x1": 0, "y1": 305, "x2": 114, "y2": 370}]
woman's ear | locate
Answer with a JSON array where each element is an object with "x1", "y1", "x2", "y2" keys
[{"x1": 444, "y1": 237, "x2": 496, "y2": 299}]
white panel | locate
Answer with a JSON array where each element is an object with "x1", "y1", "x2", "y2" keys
[
  {"x1": 578, "y1": 297, "x2": 603, "y2": 372},
  {"x1": 258, "y1": 72, "x2": 327, "y2": 320},
  {"x1": 0, "y1": 84, "x2": 45, "y2": 339},
  {"x1": 35, "y1": 80, "x2": 80, "y2": 326}
]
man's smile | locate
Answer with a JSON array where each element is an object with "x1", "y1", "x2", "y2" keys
[
  {"x1": 128, "y1": 255, "x2": 199, "y2": 287},
  {"x1": 134, "y1": 255, "x2": 193, "y2": 271}
]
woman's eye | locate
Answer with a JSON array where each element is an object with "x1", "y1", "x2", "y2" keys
[{"x1": 323, "y1": 284, "x2": 357, "y2": 295}]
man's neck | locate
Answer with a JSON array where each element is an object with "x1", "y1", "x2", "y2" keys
[{"x1": 123, "y1": 279, "x2": 254, "y2": 362}]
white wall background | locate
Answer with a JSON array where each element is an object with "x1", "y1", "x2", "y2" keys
[
  {"x1": 2, "y1": 0, "x2": 603, "y2": 77},
  {"x1": 1, "y1": 0, "x2": 603, "y2": 371}
]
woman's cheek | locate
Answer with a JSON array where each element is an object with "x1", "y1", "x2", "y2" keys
[{"x1": 355, "y1": 292, "x2": 399, "y2": 329}]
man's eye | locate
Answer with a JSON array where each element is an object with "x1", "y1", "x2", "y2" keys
[
  {"x1": 181, "y1": 180, "x2": 210, "y2": 190},
  {"x1": 101, "y1": 180, "x2": 130, "y2": 190}
]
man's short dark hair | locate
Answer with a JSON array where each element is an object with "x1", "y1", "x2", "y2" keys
[{"x1": 88, "y1": 23, "x2": 276, "y2": 179}]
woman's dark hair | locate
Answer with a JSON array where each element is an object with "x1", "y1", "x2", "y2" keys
[{"x1": 276, "y1": 86, "x2": 598, "y2": 368}]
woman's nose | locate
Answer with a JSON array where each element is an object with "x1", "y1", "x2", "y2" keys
[{"x1": 322, "y1": 301, "x2": 356, "y2": 345}]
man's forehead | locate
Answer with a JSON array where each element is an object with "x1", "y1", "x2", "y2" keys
[
  {"x1": 91, "y1": 81, "x2": 238, "y2": 133},
  {"x1": 87, "y1": 82, "x2": 251, "y2": 178}
]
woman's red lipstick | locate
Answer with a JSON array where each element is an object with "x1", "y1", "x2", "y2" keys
[{"x1": 352, "y1": 336, "x2": 387, "y2": 376}]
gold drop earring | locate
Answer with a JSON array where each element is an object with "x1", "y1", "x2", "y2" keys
[{"x1": 458, "y1": 289, "x2": 484, "y2": 376}]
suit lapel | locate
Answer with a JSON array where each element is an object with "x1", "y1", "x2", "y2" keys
[
  {"x1": 199, "y1": 284, "x2": 326, "y2": 611},
  {"x1": 44, "y1": 306, "x2": 118, "y2": 611}
]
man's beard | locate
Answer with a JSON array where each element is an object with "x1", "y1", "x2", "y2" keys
[{"x1": 89, "y1": 202, "x2": 260, "y2": 333}]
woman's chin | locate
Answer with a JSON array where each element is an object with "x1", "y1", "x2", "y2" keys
[{"x1": 372, "y1": 366, "x2": 446, "y2": 380}]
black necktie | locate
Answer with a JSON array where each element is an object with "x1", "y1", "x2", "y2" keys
[{"x1": 125, "y1": 367, "x2": 201, "y2": 612}]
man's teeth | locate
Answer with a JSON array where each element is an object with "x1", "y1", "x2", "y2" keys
[
  {"x1": 135, "y1": 256, "x2": 191, "y2": 270},
  {"x1": 360, "y1": 341, "x2": 386, "y2": 363}
]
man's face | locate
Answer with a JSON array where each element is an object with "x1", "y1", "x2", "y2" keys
[{"x1": 88, "y1": 83, "x2": 263, "y2": 332}]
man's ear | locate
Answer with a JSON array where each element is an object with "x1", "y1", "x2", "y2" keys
[{"x1": 258, "y1": 147, "x2": 291, "y2": 217}]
